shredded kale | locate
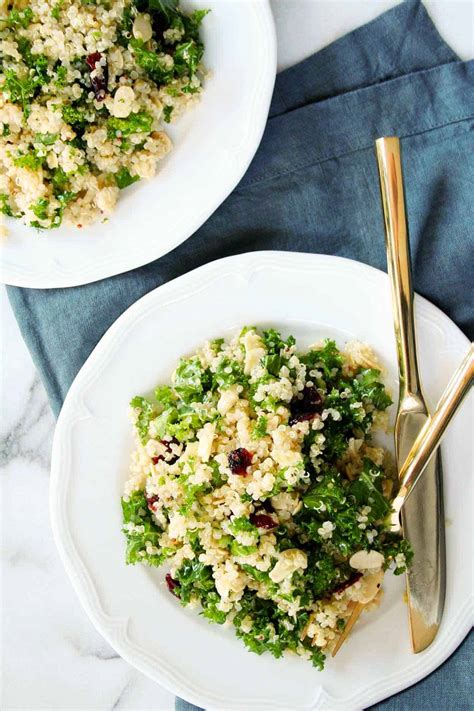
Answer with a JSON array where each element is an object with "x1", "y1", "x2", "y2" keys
[
  {"x1": 107, "y1": 111, "x2": 153, "y2": 139},
  {"x1": 303, "y1": 471, "x2": 348, "y2": 514},
  {"x1": 154, "y1": 385, "x2": 177, "y2": 408},
  {"x1": 130, "y1": 396, "x2": 156, "y2": 444},
  {"x1": 350, "y1": 459, "x2": 391, "y2": 520},
  {"x1": 354, "y1": 368, "x2": 393, "y2": 410},
  {"x1": 34, "y1": 133, "x2": 59, "y2": 146},
  {"x1": 261, "y1": 328, "x2": 295, "y2": 355},
  {"x1": 13, "y1": 153, "x2": 44, "y2": 171},
  {"x1": 114, "y1": 167, "x2": 140, "y2": 189},
  {"x1": 163, "y1": 105, "x2": 174, "y2": 123},
  {"x1": 252, "y1": 416, "x2": 268, "y2": 439},
  {"x1": 51, "y1": 0, "x2": 64, "y2": 20},
  {"x1": 31, "y1": 198, "x2": 49, "y2": 221},
  {"x1": 129, "y1": 39, "x2": 174, "y2": 84},
  {"x1": 3, "y1": 71, "x2": 39, "y2": 116},
  {"x1": 5, "y1": 7, "x2": 34, "y2": 28},
  {"x1": 0, "y1": 194, "x2": 14, "y2": 217},
  {"x1": 174, "y1": 559, "x2": 215, "y2": 603},
  {"x1": 300, "y1": 339, "x2": 343, "y2": 378},
  {"x1": 61, "y1": 104, "x2": 88, "y2": 128},
  {"x1": 173, "y1": 356, "x2": 212, "y2": 403},
  {"x1": 121, "y1": 491, "x2": 172, "y2": 565},
  {"x1": 212, "y1": 358, "x2": 246, "y2": 390},
  {"x1": 229, "y1": 517, "x2": 258, "y2": 536},
  {"x1": 54, "y1": 65, "x2": 68, "y2": 87},
  {"x1": 146, "y1": 0, "x2": 179, "y2": 21}
]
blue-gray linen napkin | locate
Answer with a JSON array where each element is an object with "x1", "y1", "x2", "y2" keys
[{"x1": 7, "y1": 1, "x2": 473, "y2": 708}]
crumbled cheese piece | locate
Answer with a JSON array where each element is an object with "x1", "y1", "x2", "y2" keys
[
  {"x1": 197, "y1": 422, "x2": 216, "y2": 462},
  {"x1": 269, "y1": 549, "x2": 307, "y2": 583}
]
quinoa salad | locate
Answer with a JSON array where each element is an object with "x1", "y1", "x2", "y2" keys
[
  {"x1": 0, "y1": 0, "x2": 208, "y2": 230},
  {"x1": 122, "y1": 328, "x2": 412, "y2": 668}
]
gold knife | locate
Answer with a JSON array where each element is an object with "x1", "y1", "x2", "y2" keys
[
  {"x1": 391, "y1": 344, "x2": 474, "y2": 532},
  {"x1": 376, "y1": 136, "x2": 446, "y2": 653}
]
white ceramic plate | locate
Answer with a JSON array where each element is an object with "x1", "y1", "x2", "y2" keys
[
  {"x1": 0, "y1": 1, "x2": 275, "y2": 289},
  {"x1": 51, "y1": 252, "x2": 473, "y2": 710}
]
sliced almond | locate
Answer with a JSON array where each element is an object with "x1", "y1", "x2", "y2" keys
[
  {"x1": 355, "y1": 570, "x2": 384, "y2": 604},
  {"x1": 133, "y1": 14, "x2": 153, "y2": 42},
  {"x1": 349, "y1": 549, "x2": 385, "y2": 571}
]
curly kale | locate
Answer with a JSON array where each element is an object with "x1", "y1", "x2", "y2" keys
[{"x1": 121, "y1": 491, "x2": 173, "y2": 566}]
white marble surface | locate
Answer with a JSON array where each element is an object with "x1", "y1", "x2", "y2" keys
[{"x1": 1, "y1": 2, "x2": 473, "y2": 709}]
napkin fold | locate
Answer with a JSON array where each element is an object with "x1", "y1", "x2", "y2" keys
[{"x1": 7, "y1": 0, "x2": 473, "y2": 707}]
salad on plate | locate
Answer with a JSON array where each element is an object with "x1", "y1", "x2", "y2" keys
[{"x1": 122, "y1": 327, "x2": 411, "y2": 668}]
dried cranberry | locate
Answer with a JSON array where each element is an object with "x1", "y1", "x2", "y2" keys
[
  {"x1": 86, "y1": 52, "x2": 101, "y2": 70},
  {"x1": 228, "y1": 448, "x2": 253, "y2": 475},
  {"x1": 332, "y1": 572, "x2": 362, "y2": 595},
  {"x1": 249, "y1": 513, "x2": 278, "y2": 530},
  {"x1": 165, "y1": 573, "x2": 180, "y2": 597},
  {"x1": 289, "y1": 386, "x2": 323, "y2": 425},
  {"x1": 146, "y1": 494, "x2": 160, "y2": 511},
  {"x1": 152, "y1": 437, "x2": 180, "y2": 465},
  {"x1": 86, "y1": 52, "x2": 108, "y2": 101}
]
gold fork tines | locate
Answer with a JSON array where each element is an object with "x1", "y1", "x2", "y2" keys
[
  {"x1": 331, "y1": 601, "x2": 365, "y2": 657},
  {"x1": 301, "y1": 599, "x2": 366, "y2": 657}
]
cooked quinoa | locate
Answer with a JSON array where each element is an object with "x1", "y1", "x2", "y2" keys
[
  {"x1": 0, "y1": 0, "x2": 207, "y2": 229},
  {"x1": 122, "y1": 327, "x2": 412, "y2": 668}
]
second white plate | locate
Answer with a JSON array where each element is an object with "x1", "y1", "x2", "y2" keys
[
  {"x1": 0, "y1": 1, "x2": 276, "y2": 288},
  {"x1": 50, "y1": 252, "x2": 473, "y2": 710}
]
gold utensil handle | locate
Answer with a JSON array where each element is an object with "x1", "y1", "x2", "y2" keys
[
  {"x1": 399, "y1": 344, "x2": 474, "y2": 504},
  {"x1": 375, "y1": 137, "x2": 421, "y2": 396}
]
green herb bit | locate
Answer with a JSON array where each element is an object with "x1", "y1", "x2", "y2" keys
[
  {"x1": 6, "y1": 7, "x2": 33, "y2": 28},
  {"x1": 0, "y1": 194, "x2": 14, "y2": 217},
  {"x1": 52, "y1": 191, "x2": 76, "y2": 228},
  {"x1": 114, "y1": 167, "x2": 140, "y2": 189},
  {"x1": 129, "y1": 40, "x2": 175, "y2": 84},
  {"x1": 62, "y1": 105, "x2": 87, "y2": 128},
  {"x1": 31, "y1": 198, "x2": 49, "y2": 221},
  {"x1": 55, "y1": 65, "x2": 68, "y2": 87},
  {"x1": 121, "y1": 491, "x2": 167, "y2": 566},
  {"x1": 51, "y1": 167, "x2": 69, "y2": 192},
  {"x1": 173, "y1": 39, "x2": 204, "y2": 77},
  {"x1": 261, "y1": 328, "x2": 295, "y2": 355},
  {"x1": 163, "y1": 105, "x2": 174, "y2": 123},
  {"x1": 252, "y1": 416, "x2": 268, "y2": 439},
  {"x1": 229, "y1": 516, "x2": 258, "y2": 536},
  {"x1": 34, "y1": 133, "x2": 58, "y2": 146},
  {"x1": 107, "y1": 111, "x2": 153, "y2": 139},
  {"x1": 4, "y1": 71, "x2": 38, "y2": 116},
  {"x1": 130, "y1": 395, "x2": 156, "y2": 444},
  {"x1": 13, "y1": 153, "x2": 44, "y2": 171},
  {"x1": 51, "y1": 1, "x2": 64, "y2": 20}
]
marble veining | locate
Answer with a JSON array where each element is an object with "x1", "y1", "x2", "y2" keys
[{"x1": 1, "y1": 374, "x2": 55, "y2": 470}]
